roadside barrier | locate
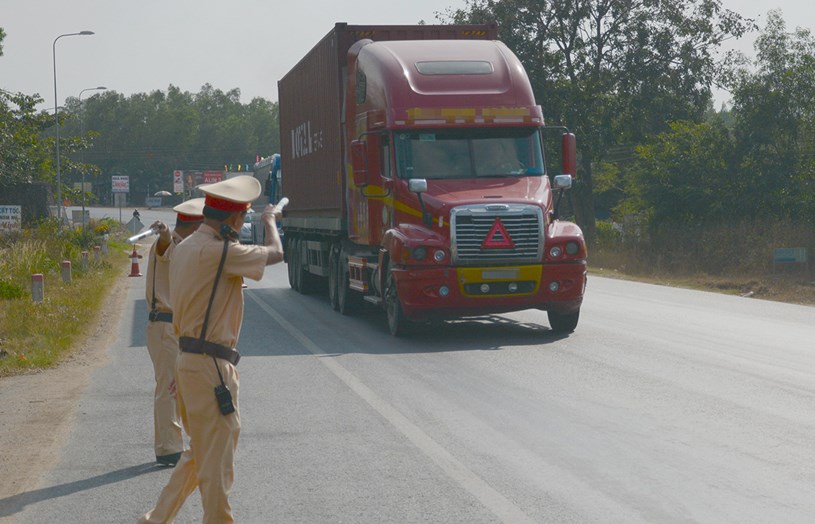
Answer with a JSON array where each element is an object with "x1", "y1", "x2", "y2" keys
[
  {"x1": 61, "y1": 260, "x2": 72, "y2": 284},
  {"x1": 31, "y1": 274, "x2": 44, "y2": 302}
]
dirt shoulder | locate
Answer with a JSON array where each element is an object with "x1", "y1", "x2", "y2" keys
[{"x1": 0, "y1": 274, "x2": 130, "y2": 502}]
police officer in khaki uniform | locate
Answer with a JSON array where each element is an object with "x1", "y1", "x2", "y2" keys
[
  {"x1": 145, "y1": 198, "x2": 205, "y2": 467},
  {"x1": 139, "y1": 176, "x2": 284, "y2": 524}
]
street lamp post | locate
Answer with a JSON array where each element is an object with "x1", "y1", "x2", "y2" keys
[
  {"x1": 78, "y1": 85, "x2": 107, "y2": 229},
  {"x1": 53, "y1": 30, "x2": 94, "y2": 228}
]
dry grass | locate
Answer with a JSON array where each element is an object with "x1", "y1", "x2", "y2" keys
[
  {"x1": 590, "y1": 249, "x2": 815, "y2": 306},
  {"x1": 590, "y1": 219, "x2": 815, "y2": 306}
]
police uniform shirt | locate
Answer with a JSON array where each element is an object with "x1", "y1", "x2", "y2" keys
[
  {"x1": 145, "y1": 234, "x2": 180, "y2": 314},
  {"x1": 169, "y1": 224, "x2": 268, "y2": 348}
]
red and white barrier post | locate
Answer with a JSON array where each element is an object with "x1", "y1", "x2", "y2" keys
[{"x1": 31, "y1": 274, "x2": 44, "y2": 302}]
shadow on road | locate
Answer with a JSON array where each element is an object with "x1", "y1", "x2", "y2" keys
[
  {"x1": 130, "y1": 299, "x2": 149, "y2": 348},
  {"x1": 240, "y1": 287, "x2": 572, "y2": 358},
  {"x1": 0, "y1": 462, "x2": 161, "y2": 518}
]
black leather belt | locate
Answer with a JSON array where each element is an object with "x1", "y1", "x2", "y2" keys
[
  {"x1": 179, "y1": 336, "x2": 240, "y2": 366},
  {"x1": 148, "y1": 310, "x2": 173, "y2": 323}
]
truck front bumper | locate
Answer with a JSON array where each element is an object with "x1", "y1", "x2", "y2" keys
[{"x1": 391, "y1": 262, "x2": 587, "y2": 321}]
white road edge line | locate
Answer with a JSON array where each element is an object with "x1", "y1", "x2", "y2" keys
[{"x1": 247, "y1": 290, "x2": 535, "y2": 524}]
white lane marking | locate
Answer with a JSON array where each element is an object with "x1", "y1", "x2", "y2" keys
[{"x1": 247, "y1": 291, "x2": 535, "y2": 524}]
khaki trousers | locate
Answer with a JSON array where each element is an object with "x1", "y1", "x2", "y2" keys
[
  {"x1": 146, "y1": 320, "x2": 183, "y2": 457},
  {"x1": 139, "y1": 352, "x2": 241, "y2": 524}
]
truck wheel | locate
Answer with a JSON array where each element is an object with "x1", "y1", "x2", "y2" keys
[
  {"x1": 338, "y1": 249, "x2": 362, "y2": 315},
  {"x1": 328, "y1": 246, "x2": 340, "y2": 311},
  {"x1": 287, "y1": 238, "x2": 299, "y2": 291},
  {"x1": 385, "y1": 265, "x2": 411, "y2": 337},
  {"x1": 547, "y1": 309, "x2": 579, "y2": 333},
  {"x1": 296, "y1": 240, "x2": 319, "y2": 295}
]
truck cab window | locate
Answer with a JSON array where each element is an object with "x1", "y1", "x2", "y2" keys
[{"x1": 395, "y1": 128, "x2": 544, "y2": 180}]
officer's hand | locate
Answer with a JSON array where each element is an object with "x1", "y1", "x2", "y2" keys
[
  {"x1": 261, "y1": 204, "x2": 281, "y2": 223},
  {"x1": 151, "y1": 220, "x2": 171, "y2": 242}
]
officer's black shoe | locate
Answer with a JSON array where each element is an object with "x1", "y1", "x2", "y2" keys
[{"x1": 156, "y1": 452, "x2": 182, "y2": 467}]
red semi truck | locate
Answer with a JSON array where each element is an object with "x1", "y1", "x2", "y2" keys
[{"x1": 279, "y1": 22, "x2": 587, "y2": 336}]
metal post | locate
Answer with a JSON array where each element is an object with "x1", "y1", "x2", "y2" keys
[
  {"x1": 52, "y1": 31, "x2": 95, "y2": 229},
  {"x1": 78, "y1": 86, "x2": 106, "y2": 229}
]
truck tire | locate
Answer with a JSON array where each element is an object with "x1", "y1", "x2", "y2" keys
[
  {"x1": 338, "y1": 248, "x2": 362, "y2": 315},
  {"x1": 287, "y1": 237, "x2": 299, "y2": 291},
  {"x1": 385, "y1": 264, "x2": 411, "y2": 337},
  {"x1": 298, "y1": 240, "x2": 318, "y2": 294},
  {"x1": 328, "y1": 245, "x2": 340, "y2": 311},
  {"x1": 292, "y1": 238, "x2": 318, "y2": 295},
  {"x1": 547, "y1": 309, "x2": 579, "y2": 333}
]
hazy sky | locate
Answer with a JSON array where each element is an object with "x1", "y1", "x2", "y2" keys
[{"x1": 1, "y1": 0, "x2": 813, "y2": 111}]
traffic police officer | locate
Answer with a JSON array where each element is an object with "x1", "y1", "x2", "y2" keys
[
  {"x1": 139, "y1": 176, "x2": 284, "y2": 523},
  {"x1": 145, "y1": 198, "x2": 205, "y2": 467}
]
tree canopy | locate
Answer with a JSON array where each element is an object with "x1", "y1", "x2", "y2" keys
[
  {"x1": 56, "y1": 84, "x2": 280, "y2": 202},
  {"x1": 444, "y1": 0, "x2": 753, "y2": 237},
  {"x1": 617, "y1": 10, "x2": 815, "y2": 228}
]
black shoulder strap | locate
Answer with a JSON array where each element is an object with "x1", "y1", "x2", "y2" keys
[
  {"x1": 199, "y1": 236, "x2": 230, "y2": 343},
  {"x1": 151, "y1": 249, "x2": 158, "y2": 313},
  {"x1": 199, "y1": 234, "x2": 232, "y2": 381}
]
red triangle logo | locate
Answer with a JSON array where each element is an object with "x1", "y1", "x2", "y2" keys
[{"x1": 481, "y1": 218, "x2": 515, "y2": 249}]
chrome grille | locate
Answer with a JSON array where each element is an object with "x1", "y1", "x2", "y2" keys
[{"x1": 451, "y1": 204, "x2": 543, "y2": 264}]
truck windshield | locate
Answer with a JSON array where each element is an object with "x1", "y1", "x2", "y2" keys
[{"x1": 394, "y1": 128, "x2": 545, "y2": 180}]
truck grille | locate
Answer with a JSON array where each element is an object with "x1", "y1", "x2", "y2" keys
[{"x1": 451, "y1": 204, "x2": 543, "y2": 264}]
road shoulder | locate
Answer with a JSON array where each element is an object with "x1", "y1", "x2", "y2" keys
[{"x1": 0, "y1": 274, "x2": 129, "y2": 501}]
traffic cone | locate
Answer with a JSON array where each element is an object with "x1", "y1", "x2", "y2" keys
[{"x1": 128, "y1": 246, "x2": 143, "y2": 277}]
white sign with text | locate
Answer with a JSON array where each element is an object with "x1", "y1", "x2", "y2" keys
[{"x1": 0, "y1": 205, "x2": 22, "y2": 232}]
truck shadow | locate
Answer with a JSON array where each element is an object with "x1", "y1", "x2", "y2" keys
[{"x1": 240, "y1": 287, "x2": 571, "y2": 358}]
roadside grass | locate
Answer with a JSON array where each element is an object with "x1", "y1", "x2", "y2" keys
[
  {"x1": 0, "y1": 218, "x2": 129, "y2": 376},
  {"x1": 590, "y1": 219, "x2": 815, "y2": 306}
]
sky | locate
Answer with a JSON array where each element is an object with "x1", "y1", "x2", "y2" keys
[{"x1": 1, "y1": 0, "x2": 813, "y2": 112}]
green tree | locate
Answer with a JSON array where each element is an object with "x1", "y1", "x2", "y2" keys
[
  {"x1": 444, "y1": 0, "x2": 753, "y2": 240},
  {"x1": 621, "y1": 120, "x2": 737, "y2": 225},
  {"x1": 65, "y1": 84, "x2": 280, "y2": 203},
  {"x1": 0, "y1": 91, "x2": 54, "y2": 186},
  {"x1": 728, "y1": 10, "x2": 815, "y2": 221}
]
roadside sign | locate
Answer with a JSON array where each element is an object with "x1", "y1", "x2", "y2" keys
[
  {"x1": 0, "y1": 205, "x2": 22, "y2": 232},
  {"x1": 112, "y1": 175, "x2": 130, "y2": 193},
  {"x1": 203, "y1": 171, "x2": 223, "y2": 184},
  {"x1": 173, "y1": 170, "x2": 184, "y2": 193}
]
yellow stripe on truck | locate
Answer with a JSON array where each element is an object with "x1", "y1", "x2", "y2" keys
[{"x1": 457, "y1": 266, "x2": 542, "y2": 297}]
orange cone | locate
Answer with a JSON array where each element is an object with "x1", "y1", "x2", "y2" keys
[{"x1": 128, "y1": 246, "x2": 143, "y2": 277}]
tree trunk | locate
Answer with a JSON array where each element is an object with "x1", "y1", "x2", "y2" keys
[{"x1": 573, "y1": 160, "x2": 596, "y2": 244}]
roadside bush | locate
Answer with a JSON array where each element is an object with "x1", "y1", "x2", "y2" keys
[{"x1": 0, "y1": 280, "x2": 25, "y2": 300}]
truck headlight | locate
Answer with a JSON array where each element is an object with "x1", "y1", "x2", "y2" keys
[
  {"x1": 549, "y1": 246, "x2": 562, "y2": 258},
  {"x1": 412, "y1": 247, "x2": 427, "y2": 260},
  {"x1": 433, "y1": 249, "x2": 446, "y2": 262},
  {"x1": 565, "y1": 241, "x2": 579, "y2": 256}
]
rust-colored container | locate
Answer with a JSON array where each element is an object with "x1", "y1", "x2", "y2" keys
[{"x1": 278, "y1": 22, "x2": 498, "y2": 225}]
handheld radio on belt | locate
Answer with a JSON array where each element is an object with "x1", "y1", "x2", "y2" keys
[{"x1": 197, "y1": 225, "x2": 238, "y2": 415}]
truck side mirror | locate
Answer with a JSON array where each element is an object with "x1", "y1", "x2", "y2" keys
[
  {"x1": 408, "y1": 178, "x2": 427, "y2": 194},
  {"x1": 553, "y1": 174, "x2": 572, "y2": 190},
  {"x1": 561, "y1": 132, "x2": 576, "y2": 177},
  {"x1": 351, "y1": 140, "x2": 368, "y2": 186}
]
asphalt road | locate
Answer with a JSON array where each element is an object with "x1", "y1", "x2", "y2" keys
[{"x1": 3, "y1": 211, "x2": 815, "y2": 522}]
